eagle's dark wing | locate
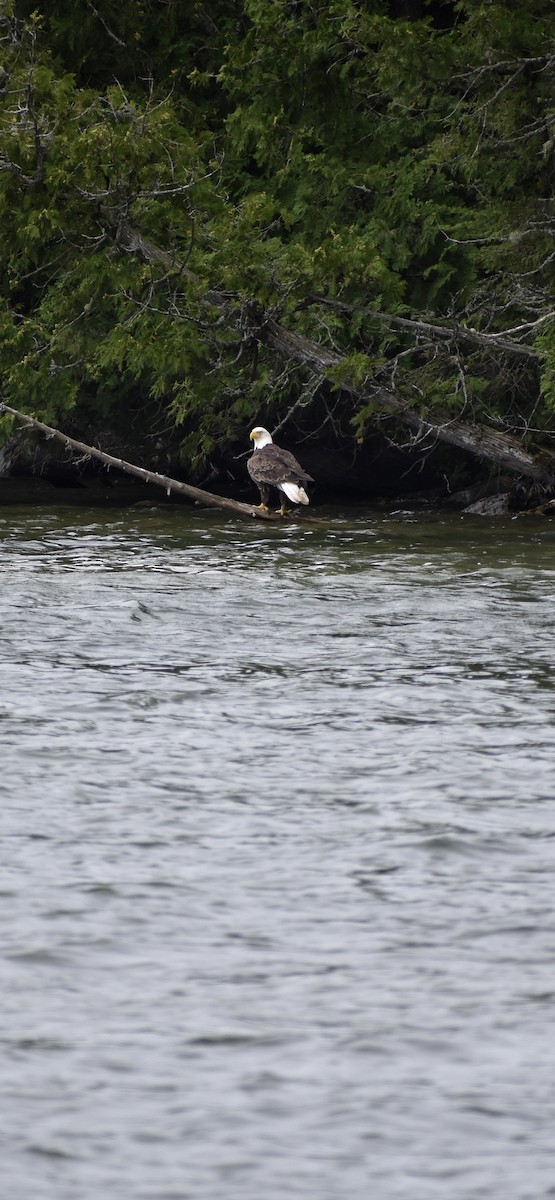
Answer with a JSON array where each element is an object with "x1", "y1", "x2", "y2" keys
[{"x1": 247, "y1": 444, "x2": 313, "y2": 487}]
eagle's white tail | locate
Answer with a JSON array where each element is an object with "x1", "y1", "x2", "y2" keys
[{"x1": 280, "y1": 481, "x2": 309, "y2": 505}]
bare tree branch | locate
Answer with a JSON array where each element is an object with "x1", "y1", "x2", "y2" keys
[
  {"x1": 309, "y1": 295, "x2": 540, "y2": 359},
  {"x1": 85, "y1": 1, "x2": 127, "y2": 48},
  {"x1": 0, "y1": 402, "x2": 312, "y2": 522}
]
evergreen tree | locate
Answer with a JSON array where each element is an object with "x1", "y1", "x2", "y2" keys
[{"x1": 1, "y1": 0, "x2": 553, "y2": 480}]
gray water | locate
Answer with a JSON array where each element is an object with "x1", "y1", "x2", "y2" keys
[{"x1": 2, "y1": 504, "x2": 555, "y2": 1200}]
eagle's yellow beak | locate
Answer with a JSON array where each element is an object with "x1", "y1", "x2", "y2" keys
[{"x1": 249, "y1": 430, "x2": 256, "y2": 441}]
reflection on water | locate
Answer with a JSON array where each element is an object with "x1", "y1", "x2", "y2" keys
[{"x1": 2, "y1": 504, "x2": 555, "y2": 1200}]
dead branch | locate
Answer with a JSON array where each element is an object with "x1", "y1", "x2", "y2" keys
[
  {"x1": 0, "y1": 403, "x2": 307, "y2": 522},
  {"x1": 85, "y1": 1, "x2": 127, "y2": 48},
  {"x1": 309, "y1": 295, "x2": 541, "y2": 359}
]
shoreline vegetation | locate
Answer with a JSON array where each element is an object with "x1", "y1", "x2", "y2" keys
[{"x1": 0, "y1": 2, "x2": 553, "y2": 515}]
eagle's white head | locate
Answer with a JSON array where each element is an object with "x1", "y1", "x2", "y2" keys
[{"x1": 249, "y1": 426, "x2": 273, "y2": 449}]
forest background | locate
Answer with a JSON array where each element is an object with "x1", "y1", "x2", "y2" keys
[{"x1": 0, "y1": 0, "x2": 553, "y2": 505}]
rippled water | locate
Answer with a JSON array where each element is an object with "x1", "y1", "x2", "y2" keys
[{"x1": 2, "y1": 503, "x2": 555, "y2": 1200}]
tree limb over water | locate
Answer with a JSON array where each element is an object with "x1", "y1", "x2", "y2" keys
[{"x1": 0, "y1": 403, "x2": 298, "y2": 522}]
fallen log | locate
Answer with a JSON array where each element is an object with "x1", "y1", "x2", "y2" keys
[{"x1": 0, "y1": 403, "x2": 304, "y2": 522}]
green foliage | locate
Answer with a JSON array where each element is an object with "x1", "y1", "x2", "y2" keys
[
  {"x1": 0, "y1": 0, "x2": 553, "y2": 472},
  {"x1": 536, "y1": 321, "x2": 555, "y2": 414}
]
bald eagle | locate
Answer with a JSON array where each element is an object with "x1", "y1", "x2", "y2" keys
[{"x1": 248, "y1": 427, "x2": 314, "y2": 514}]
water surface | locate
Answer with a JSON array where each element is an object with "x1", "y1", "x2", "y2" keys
[{"x1": 2, "y1": 504, "x2": 555, "y2": 1199}]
